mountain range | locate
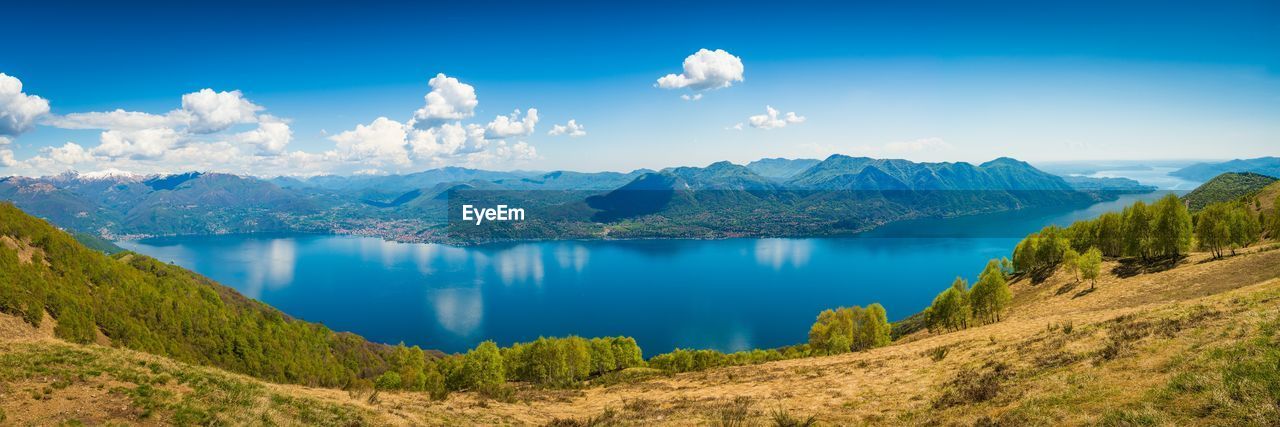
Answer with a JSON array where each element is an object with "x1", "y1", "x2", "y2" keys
[
  {"x1": 1171, "y1": 156, "x2": 1280, "y2": 182},
  {"x1": 0, "y1": 155, "x2": 1151, "y2": 243}
]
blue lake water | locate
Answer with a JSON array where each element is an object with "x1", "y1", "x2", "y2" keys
[{"x1": 118, "y1": 191, "x2": 1178, "y2": 355}]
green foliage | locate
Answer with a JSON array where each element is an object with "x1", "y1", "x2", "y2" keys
[
  {"x1": 1196, "y1": 201, "x2": 1262, "y2": 258},
  {"x1": 1266, "y1": 194, "x2": 1280, "y2": 239},
  {"x1": 1123, "y1": 201, "x2": 1154, "y2": 259},
  {"x1": 1150, "y1": 194, "x2": 1193, "y2": 257},
  {"x1": 970, "y1": 259, "x2": 1012, "y2": 324},
  {"x1": 1078, "y1": 247, "x2": 1103, "y2": 289},
  {"x1": 374, "y1": 371, "x2": 401, "y2": 390},
  {"x1": 0, "y1": 202, "x2": 399, "y2": 388},
  {"x1": 461, "y1": 341, "x2": 505, "y2": 396},
  {"x1": 807, "y1": 303, "x2": 891, "y2": 355},
  {"x1": 927, "y1": 278, "x2": 970, "y2": 332},
  {"x1": 647, "y1": 346, "x2": 802, "y2": 373},
  {"x1": 1015, "y1": 194, "x2": 1194, "y2": 279},
  {"x1": 1181, "y1": 172, "x2": 1278, "y2": 212},
  {"x1": 1062, "y1": 248, "x2": 1080, "y2": 281},
  {"x1": 501, "y1": 336, "x2": 639, "y2": 387}
]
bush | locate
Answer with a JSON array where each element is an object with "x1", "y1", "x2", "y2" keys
[{"x1": 374, "y1": 371, "x2": 401, "y2": 390}]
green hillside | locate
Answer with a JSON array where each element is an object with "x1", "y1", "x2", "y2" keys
[
  {"x1": 1182, "y1": 172, "x2": 1278, "y2": 212},
  {"x1": 0, "y1": 202, "x2": 401, "y2": 388}
]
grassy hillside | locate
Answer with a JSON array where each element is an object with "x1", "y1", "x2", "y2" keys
[
  {"x1": 1182, "y1": 172, "x2": 1278, "y2": 212},
  {"x1": 0, "y1": 202, "x2": 401, "y2": 388}
]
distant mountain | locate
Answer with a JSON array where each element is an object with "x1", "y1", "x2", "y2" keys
[
  {"x1": 285, "y1": 167, "x2": 537, "y2": 193},
  {"x1": 489, "y1": 169, "x2": 653, "y2": 190},
  {"x1": 1182, "y1": 172, "x2": 1279, "y2": 212},
  {"x1": 787, "y1": 156, "x2": 1076, "y2": 190},
  {"x1": 539, "y1": 157, "x2": 1114, "y2": 242},
  {"x1": 1171, "y1": 157, "x2": 1280, "y2": 182},
  {"x1": 745, "y1": 158, "x2": 820, "y2": 179},
  {"x1": 0, "y1": 172, "x2": 341, "y2": 238},
  {"x1": 3, "y1": 157, "x2": 1137, "y2": 244},
  {"x1": 1059, "y1": 175, "x2": 1155, "y2": 193}
]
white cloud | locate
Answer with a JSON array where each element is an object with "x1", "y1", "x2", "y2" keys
[
  {"x1": 0, "y1": 73, "x2": 51, "y2": 136},
  {"x1": 412, "y1": 73, "x2": 478, "y2": 129},
  {"x1": 6, "y1": 72, "x2": 547, "y2": 176},
  {"x1": 726, "y1": 123, "x2": 744, "y2": 131},
  {"x1": 410, "y1": 122, "x2": 487, "y2": 159},
  {"x1": 180, "y1": 89, "x2": 263, "y2": 133},
  {"x1": 547, "y1": 119, "x2": 586, "y2": 137},
  {"x1": 747, "y1": 106, "x2": 805, "y2": 130},
  {"x1": 883, "y1": 137, "x2": 953, "y2": 153},
  {"x1": 484, "y1": 108, "x2": 538, "y2": 139},
  {"x1": 656, "y1": 49, "x2": 744, "y2": 93},
  {"x1": 45, "y1": 88, "x2": 262, "y2": 134},
  {"x1": 43, "y1": 142, "x2": 94, "y2": 165},
  {"x1": 93, "y1": 128, "x2": 182, "y2": 159},
  {"x1": 44, "y1": 109, "x2": 179, "y2": 130},
  {"x1": 681, "y1": 93, "x2": 703, "y2": 101},
  {"x1": 0, "y1": 136, "x2": 15, "y2": 167},
  {"x1": 330, "y1": 117, "x2": 412, "y2": 166},
  {"x1": 233, "y1": 115, "x2": 292, "y2": 156}
]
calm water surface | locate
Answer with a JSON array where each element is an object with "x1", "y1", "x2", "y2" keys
[{"x1": 118, "y1": 192, "x2": 1177, "y2": 354}]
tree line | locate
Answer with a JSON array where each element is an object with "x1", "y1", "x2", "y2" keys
[{"x1": 924, "y1": 259, "x2": 1014, "y2": 333}]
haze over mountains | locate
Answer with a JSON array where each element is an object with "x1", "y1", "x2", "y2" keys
[
  {"x1": 1170, "y1": 157, "x2": 1280, "y2": 182},
  {"x1": 0, "y1": 155, "x2": 1153, "y2": 243}
]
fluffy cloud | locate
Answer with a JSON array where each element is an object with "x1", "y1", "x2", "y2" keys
[
  {"x1": 44, "y1": 109, "x2": 179, "y2": 130},
  {"x1": 234, "y1": 116, "x2": 292, "y2": 156},
  {"x1": 0, "y1": 136, "x2": 15, "y2": 167},
  {"x1": 681, "y1": 93, "x2": 703, "y2": 101},
  {"x1": 747, "y1": 106, "x2": 805, "y2": 130},
  {"x1": 547, "y1": 119, "x2": 586, "y2": 137},
  {"x1": 410, "y1": 122, "x2": 487, "y2": 159},
  {"x1": 7, "y1": 72, "x2": 547, "y2": 176},
  {"x1": 412, "y1": 73, "x2": 478, "y2": 129},
  {"x1": 93, "y1": 128, "x2": 182, "y2": 159},
  {"x1": 181, "y1": 89, "x2": 263, "y2": 133},
  {"x1": 656, "y1": 49, "x2": 744, "y2": 92},
  {"x1": 46, "y1": 89, "x2": 262, "y2": 134},
  {"x1": 484, "y1": 108, "x2": 538, "y2": 139},
  {"x1": 43, "y1": 142, "x2": 94, "y2": 165},
  {"x1": 330, "y1": 117, "x2": 412, "y2": 166},
  {"x1": 0, "y1": 73, "x2": 51, "y2": 136}
]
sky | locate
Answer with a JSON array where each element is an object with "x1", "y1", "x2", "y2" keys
[{"x1": 1, "y1": 0, "x2": 1278, "y2": 177}]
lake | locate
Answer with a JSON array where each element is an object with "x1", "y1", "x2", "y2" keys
[{"x1": 118, "y1": 191, "x2": 1177, "y2": 355}]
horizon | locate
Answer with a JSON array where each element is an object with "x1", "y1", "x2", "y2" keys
[{"x1": 2, "y1": 1, "x2": 1278, "y2": 176}]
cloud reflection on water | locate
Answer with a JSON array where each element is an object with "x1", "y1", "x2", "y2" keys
[
  {"x1": 240, "y1": 238, "x2": 297, "y2": 299},
  {"x1": 430, "y1": 287, "x2": 483, "y2": 337},
  {"x1": 753, "y1": 238, "x2": 812, "y2": 270},
  {"x1": 554, "y1": 243, "x2": 590, "y2": 273},
  {"x1": 493, "y1": 244, "x2": 545, "y2": 285}
]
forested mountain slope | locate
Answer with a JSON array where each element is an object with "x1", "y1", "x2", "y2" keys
[
  {"x1": 1181, "y1": 172, "x2": 1278, "y2": 212},
  {"x1": 0, "y1": 202, "x2": 405, "y2": 388}
]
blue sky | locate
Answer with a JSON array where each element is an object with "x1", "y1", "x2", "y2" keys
[{"x1": 1, "y1": 0, "x2": 1277, "y2": 176}]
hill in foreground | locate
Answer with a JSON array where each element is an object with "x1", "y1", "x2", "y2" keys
[{"x1": 2, "y1": 213, "x2": 1278, "y2": 425}]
